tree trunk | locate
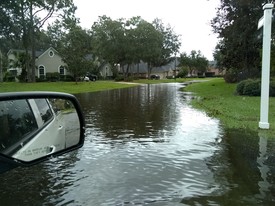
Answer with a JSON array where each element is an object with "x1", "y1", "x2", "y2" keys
[
  {"x1": 30, "y1": 1, "x2": 36, "y2": 82},
  {"x1": 0, "y1": 51, "x2": 3, "y2": 82},
  {"x1": 147, "y1": 63, "x2": 152, "y2": 79}
]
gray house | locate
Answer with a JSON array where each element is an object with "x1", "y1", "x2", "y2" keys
[
  {"x1": 120, "y1": 59, "x2": 180, "y2": 79},
  {"x1": 35, "y1": 47, "x2": 67, "y2": 78},
  {"x1": 7, "y1": 47, "x2": 67, "y2": 78},
  {"x1": 99, "y1": 62, "x2": 113, "y2": 79},
  {"x1": 7, "y1": 47, "x2": 114, "y2": 80}
]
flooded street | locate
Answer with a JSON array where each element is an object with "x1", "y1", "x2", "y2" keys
[{"x1": 1, "y1": 83, "x2": 275, "y2": 205}]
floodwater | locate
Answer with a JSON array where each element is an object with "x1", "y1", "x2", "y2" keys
[{"x1": 1, "y1": 83, "x2": 275, "y2": 205}]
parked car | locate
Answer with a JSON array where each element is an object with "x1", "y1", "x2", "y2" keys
[
  {"x1": 86, "y1": 73, "x2": 98, "y2": 81},
  {"x1": 150, "y1": 74, "x2": 160, "y2": 80},
  {"x1": 83, "y1": 76, "x2": 90, "y2": 81},
  {"x1": 0, "y1": 92, "x2": 85, "y2": 173}
]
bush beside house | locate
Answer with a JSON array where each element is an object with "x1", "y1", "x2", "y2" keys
[{"x1": 236, "y1": 78, "x2": 275, "y2": 97}]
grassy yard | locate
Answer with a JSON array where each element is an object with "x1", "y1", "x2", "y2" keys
[
  {"x1": 184, "y1": 78, "x2": 275, "y2": 136},
  {"x1": 0, "y1": 78, "x2": 199, "y2": 93},
  {"x1": 0, "y1": 81, "x2": 138, "y2": 94}
]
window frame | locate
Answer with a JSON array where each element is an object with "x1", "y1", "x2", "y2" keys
[
  {"x1": 59, "y1": 65, "x2": 65, "y2": 75},
  {"x1": 38, "y1": 65, "x2": 45, "y2": 78},
  {"x1": 48, "y1": 50, "x2": 54, "y2": 57}
]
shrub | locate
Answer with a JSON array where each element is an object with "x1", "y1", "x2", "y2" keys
[
  {"x1": 205, "y1": 72, "x2": 215, "y2": 77},
  {"x1": 177, "y1": 67, "x2": 188, "y2": 78},
  {"x1": 4, "y1": 72, "x2": 15, "y2": 82},
  {"x1": 36, "y1": 75, "x2": 47, "y2": 82},
  {"x1": 115, "y1": 75, "x2": 125, "y2": 81},
  {"x1": 60, "y1": 75, "x2": 74, "y2": 82},
  {"x1": 269, "y1": 80, "x2": 275, "y2": 97},
  {"x1": 236, "y1": 79, "x2": 253, "y2": 95},
  {"x1": 237, "y1": 79, "x2": 275, "y2": 97},
  {"x1": 46, "y1": 72, "x2": 60, "y2": 82},
  {"x1": 243, "y1": 79, "x2": 261, "y2": 96},
  {"x1": 223, "y1": 68, "x2": 238, "y2": 83},
  {"x1": 236, "y1": 79, "x2": 262, "y2": 96}
]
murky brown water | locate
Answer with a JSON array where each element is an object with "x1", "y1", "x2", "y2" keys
[{"x1": 1, "y1": 83, "x2": 275, "y2": 205}]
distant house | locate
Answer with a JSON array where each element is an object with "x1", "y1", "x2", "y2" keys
[
  {"x1": 99, "y1": 62, "x2": 113, "y2": 79},
  {"x1": 120, "y1": 59, "x2": 180, "y2": 79},
  {"x1": 84, "y1": 54, "x2": 113, "y2": 79},
  {"x1": 35, "y1": 47, "x2": 67, "y2": 78},
  {"x1": 7, "y1": 47, "x2": 68, "y2": 79},
  {"x1": 186, "y1": 60, "x2": 225, "y2": 77},
  {"x1": 206, "y1": 61, "x2": 225, "y2": 76}
]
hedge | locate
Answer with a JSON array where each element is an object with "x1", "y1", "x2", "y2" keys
[{"x1": 236, "y1": 79, "x2": 275, "y2": 97}]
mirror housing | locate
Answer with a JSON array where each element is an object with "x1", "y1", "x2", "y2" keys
[{"x1": 0, "y1": 92, "x2": 85, "y2": 173}]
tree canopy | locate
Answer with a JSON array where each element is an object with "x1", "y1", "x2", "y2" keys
[
  {"x1": 0, "y1": 0, "x2": 77, "y2": 82},
  {"x1": 1, "y1": 2, "x2": 182, "y2": 81},
  {"x1": 179, "y1": 50, "x2": 208, "y2": 76},
  {"x1": 58, "y1": 25, "x2": 94, "y2": 81},
  {"x1": 211, "y1": 0, "x2": 264, "y2": 81},
  {"x1": 91, "y1": 16, "x2": 181, "y2": 79}
]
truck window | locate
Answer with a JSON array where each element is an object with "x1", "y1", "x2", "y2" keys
[
  {"x1": 34, "y1": 99, "x2": 53, "y2": 124},
  {"x1": 0, "y1": 100, "x2": 38, "y2": 153}
]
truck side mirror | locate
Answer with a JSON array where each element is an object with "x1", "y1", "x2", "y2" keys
[{"x1": 0, "y1": 92, "x2": 85, "y2": 173}]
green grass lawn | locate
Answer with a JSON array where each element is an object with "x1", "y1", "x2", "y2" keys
[
  {"x1": 0, "y1": 81, "x2": 138, "y2": 94},
  {"x1": 0, "y1": 78, "x2": 198, "y2": 93},
  {"x1": 133, "y1": 77, "x2": 208, "y2": 84},
  {"x1": 184, "y1": 78, "x2": 275, "y2": 136}
]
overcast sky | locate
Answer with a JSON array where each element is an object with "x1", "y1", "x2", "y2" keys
[{"x1": 74, "y1": 0, "x2": 220, "y2": 60}]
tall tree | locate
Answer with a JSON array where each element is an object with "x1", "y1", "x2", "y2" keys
[
  {"x1": 91, "y1": 16, "x2": 130, "y2": 78},
  {"x1": 179, "y1": 50, "x2": 208, "y2": 76},
  {"x1": 152, "y1": 19, "x2": 181, "y2": 66},
  {"x1": 211, "y1": 0, "x2": 263, "y2": 81},
  {"x1": 91, "y1": 16, "x2": 181, "y2": 79},
  {"x1": 0, "y1": 0, "x2": 77, "y2": 82},
  {"x1": 134, "y1": 19, "x2": 163, "y2": 77},
  {"x1": 59, "y1": 25, "x2": 94, "y2": 82}
]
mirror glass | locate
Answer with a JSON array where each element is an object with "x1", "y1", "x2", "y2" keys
[{"x1": 0, "y1": 98, "x2": 81, "y2": 162}]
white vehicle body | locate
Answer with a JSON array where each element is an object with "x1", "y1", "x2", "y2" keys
[{"x1": 12, "y1": 99, "x2": 66, "y2": 161}]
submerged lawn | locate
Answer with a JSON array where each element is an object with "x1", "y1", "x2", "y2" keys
[
  {"x1": 184, "y1": 78, "x2": 275, "y2": 136},
  {"x1": 0, "y1": 78, "x2": 198, "y2": 93},
  {"x1": 3, "y1": 78, "x2": 273, "y2": 135},
  {"x1": 0, "y1": 81, "x2": 137, "y2": 94}
]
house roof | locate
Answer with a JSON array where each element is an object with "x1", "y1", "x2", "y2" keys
[
  {"x1": 36, "y1": 47, "x2": 59, "y2": 59},
  {"x1": 7, "y1": 49, "x2": 44, "y2": 58},
  {"x1": 123, "y1": 58, "x2": 180, "y2": 74}
]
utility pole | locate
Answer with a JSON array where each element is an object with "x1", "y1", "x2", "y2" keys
[{"x1": 258, "y1": 3, "x2": 274, "y2": 129}]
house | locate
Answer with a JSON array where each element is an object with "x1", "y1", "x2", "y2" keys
[
  {"x1": 7, "y1": 49, "x2": 42, "y2": 77},
  {"x1": 207, "y1": 60, "x2": 225, "y2": 76},
  {"x1": 35, "y1": 47, "x2": 67, "y2": 78},
  {"x1": 7, "y1": 47, "x2": 68, "y2": 79},
  {"x1": 186, "y1": 60, "x2": 225, "y2": 77},
  {"x1": 99, "y1": 62, "x2": 113, "y2": 79},
  {"x1": 120, "y1": 59, "x2": 180, "y2": 79}
]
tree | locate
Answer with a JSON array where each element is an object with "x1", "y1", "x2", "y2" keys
[
  {"x1": 91, "y1": 16, "x2": 181, "y2": 79},
  {"x1": 59, "y1": 25, "x2": 93, "y2": 82},
  {"x1": 152, "y1": 19, "x2": 181, "y2": 65},
  {"x1": 179, "y1": 50, "x2": 208, "y2": 76},
  {"x1": 177, "y1": 67, "x2": 189, "y2": 78},
  {"x1": 0, "y1": 0, "x2": 77, "y2": 82},
  {"x1": 9, "y1": 51, "x2": 30, "y2": 81},
  {"x1": 91, "y1": 16, "x2": 131, "y2": 78},
  {"x1": 211, "y1": 0, "x2": 263, "y2": 81},
  {"x1": 145, "y1": 19, "x2": 181, "y2": 78}
]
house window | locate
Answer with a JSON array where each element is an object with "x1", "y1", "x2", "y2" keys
[
  {"x1": 49, "y1": 50, "x2": 54, "y2": 57},
  {"x1": 59, "y1": 66, "x2": 65, "y2": 75},
  {"x1": 38, "y1": 65, "x2": 45, "y2": 78}
]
